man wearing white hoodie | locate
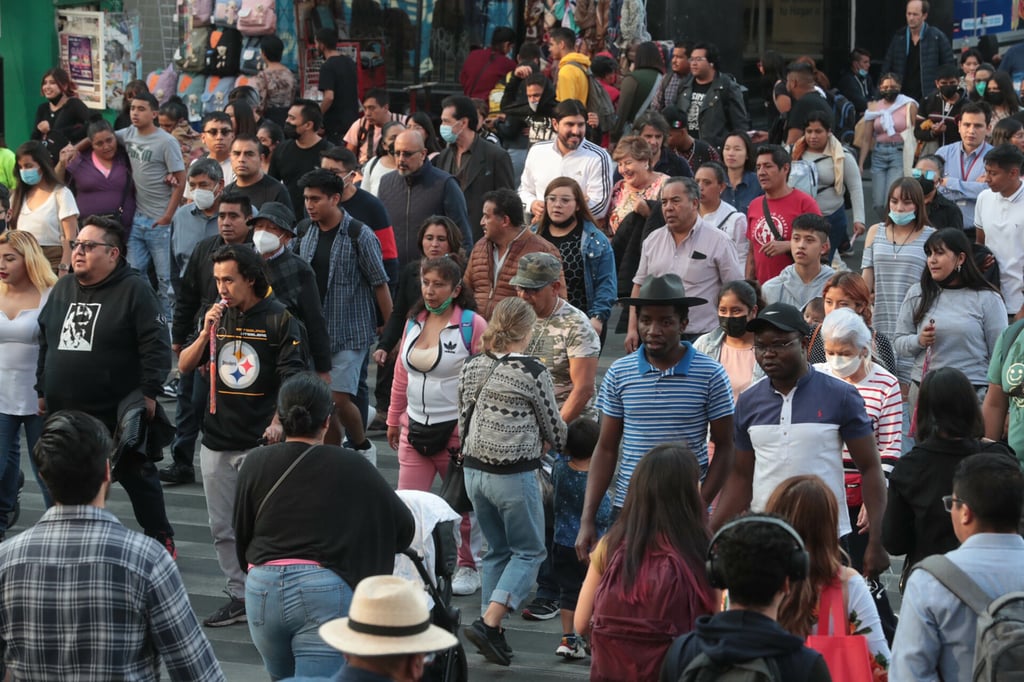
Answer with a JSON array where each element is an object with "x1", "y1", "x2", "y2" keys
[{"x1": 761, "y1": 213, "x2": 834, "y2": 311}]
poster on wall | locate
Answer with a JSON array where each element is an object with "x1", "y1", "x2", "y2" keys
[
  {"x1": 57, "y1": 10, "x2": 105, "y2": 109},
  {"x1": 104, "y1": 14, "x2": 142, "y2": 111}
]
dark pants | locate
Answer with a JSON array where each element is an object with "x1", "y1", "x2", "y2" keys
[
  {"x1": 374, "y1": 351, "x2": 397, "y2": 419},
  {"x1": 551, "y1": 543, "x2": 589, "y2": 611},
  {"x1": 846, "y1": 504, "x2": 868, "y2": 573},
  {"x1": 825, "y1": 207, "x2": 849, "y2": 260},
  {"x1": 170, "y1": 369, "x2": 208, "y2": 468},
  {"x1": 535, "y1": 520, "x2": 559, "y2": 602},
  {"x1": 345, "y1": 350, "x2": 370, "y2": 448}
]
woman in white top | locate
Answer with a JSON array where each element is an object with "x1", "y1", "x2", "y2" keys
[
  {"x1": 814, "y1": 308, "x2": 902, "y2": 573},
  {"x1": 0, "y1": 231, "x2": 58, "y2": 524},
  {"x1": 362, "y1": 121, "x2": 406, "y2": 196},
  {"x1": 9, "y1": 140, "x2": 78, "y2": 274}
]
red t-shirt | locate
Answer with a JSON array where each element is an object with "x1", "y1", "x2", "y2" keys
[
  {"x1": 746, "y1": 189, "x2": 822, "y2": 283},
  {"x1": 459, "y1": 48, "x2": 517, "y2": 100}
]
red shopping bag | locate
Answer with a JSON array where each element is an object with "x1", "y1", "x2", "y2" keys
[{"x1": 806, "y1": 580, "x2": 875, "y2": 682}]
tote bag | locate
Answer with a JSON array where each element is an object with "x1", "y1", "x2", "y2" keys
[{"x1": 805, "y1": 579, "x2": 875, "y2": 682}]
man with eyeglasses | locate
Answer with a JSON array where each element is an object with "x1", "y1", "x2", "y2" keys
[
  {"x1": 891, "y1": 451, "x2": 1024, "y2": 681},
  {"x1": 712, "y1": 302, "x2": 891, "y2": 580},
  {"x1": 672, "y1": 42, "x2": 750, "y2": 150},
  {"x1": 198, "y1": 112, "x2": 236, "y2": 186},
  {"x1": 377, "y1": 130, "x2": 473, "y2": 268},
  {"x1": 224, "y1": 135, "x2": 292, "y2": 212},
  {"x1": 36, "y1": 216, "x2": 177, "y2": 557}
]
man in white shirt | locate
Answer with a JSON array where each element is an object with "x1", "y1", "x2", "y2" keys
[
  {"x1": 975, "y1": 143, "x2": 1024, "y2": 321},
  {"x1": 519, "y1": 99, "x2": 613, "y2": 224}
]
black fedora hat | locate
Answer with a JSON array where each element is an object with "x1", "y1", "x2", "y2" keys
[{"x1": 619, "y1": 274, "x2": 707, "y2": 307}]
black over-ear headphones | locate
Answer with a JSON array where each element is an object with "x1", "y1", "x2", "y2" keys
[{"x1": 706, "y1": 514, "x2": 809, "y2": 589}]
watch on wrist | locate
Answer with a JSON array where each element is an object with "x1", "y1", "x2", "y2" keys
[{"x1": 58, "y1": 264, "x2": 70, "y2": 272}]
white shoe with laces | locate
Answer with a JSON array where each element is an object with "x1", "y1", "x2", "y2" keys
[{"x1": 451, "y1": 566, "x2": 481, "y2": 595}]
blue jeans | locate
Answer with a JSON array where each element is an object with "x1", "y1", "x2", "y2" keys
[
  {"x1": 825, "y1": 207, "x2": 849, "y2": 260},
  {"x1": 170, "y1": 369, "x2": 208, "y2": 468},
  {"x1": 870, "y1": 143, "x2": 905, "y2": 216},
  {"x1": 0, "y1": 413, "x2": 48, "y2": 522},
  {"x1": 465, "y1": 468, "x2": 546, "y2": 613},
  {"x1": 246, "y1": 565, "x2": 351, "y2": 680},
  {"x1": 128, "y1": 213, "x2": 172, "y2": 321}
]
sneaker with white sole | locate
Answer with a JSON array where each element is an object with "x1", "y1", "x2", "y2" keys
[
  {"x1": 451, "y1": 566, "x2": 481, "y2": 595},
  {"x1": 354, "y1": 441, "x2": 377, "y2": 466},
  {"x1": 556, "y1": 634, "x2": 587, "y2": 659},
  {"x1": 522, "y1": 597, "x2": 559, "y2": 620}
]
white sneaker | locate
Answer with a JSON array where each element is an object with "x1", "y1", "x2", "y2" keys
[
  {"x1": 451, "y1": 566, "x2": 481, "y2": 595},
  {"x1": 355, "y1": 441, "x2": 377, "y2": 467}
]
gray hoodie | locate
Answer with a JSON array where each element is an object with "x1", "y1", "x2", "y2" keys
[{"x1": 762, "y1": 264, "x2": 835, "y2": 310}]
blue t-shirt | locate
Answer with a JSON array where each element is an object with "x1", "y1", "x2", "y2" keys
[{"x1": 552, "y1": 456, "x2": 612, "y2": 547}]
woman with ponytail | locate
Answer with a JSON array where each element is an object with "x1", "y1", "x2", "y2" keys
[{"x1": 233, "y1": 372, "x2": 414, "y2": 680}]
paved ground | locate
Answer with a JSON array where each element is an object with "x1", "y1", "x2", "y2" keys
[{"x1": 9, "y1": 179, "x2": 906, "y2": 680}]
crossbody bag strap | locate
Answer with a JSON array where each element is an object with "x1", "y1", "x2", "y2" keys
[
  {"x1": 255, "y1": 443, "x2": 319, "y2": 522},
  {"x1": 463, "y1": 355, "x2": 508, "y2": 438},
  {"x1": 762, "y1": 195, "x2": 784, "y2": 241}
]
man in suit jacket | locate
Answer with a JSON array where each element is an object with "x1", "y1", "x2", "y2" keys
[{"x1": 434, "y1": 95, "x2": 515, "y2": 241}]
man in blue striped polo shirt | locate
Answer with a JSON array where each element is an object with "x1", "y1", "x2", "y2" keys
[
  {"x1": 576, "y1": 274, "x2": 735, "y2": 556},
  {"x1": 711, "y1": 302, "x2": 891, "y2": 578}
]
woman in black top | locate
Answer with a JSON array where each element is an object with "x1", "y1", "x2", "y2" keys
[
  {"x1": 234, "y1": 373, "x2": 414, "y2": 679},
  {"x1": 31, "y1": 68, "x2": 91, "y2": 164},
  {"x1": 883, "y1": 367, "x2": 1014, "y2": 590}
]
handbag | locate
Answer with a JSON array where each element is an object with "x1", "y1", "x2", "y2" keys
[
  {"x1": 440, "y1": 355, "x2": 507, "y2": 513},
  {"x1": 255, "y1": 443, "x2": 318, "y2": 521},
  {"x1": 406, "y1": 418, "x2": 458, "y2": 457},
  {"x1": 805, "y1": 578, "x2": 875, "y2": 682}
]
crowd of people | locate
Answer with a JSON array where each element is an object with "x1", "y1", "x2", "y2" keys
[{"x1": 2, "y1": 0, "x2": 1024, "y2": 679}]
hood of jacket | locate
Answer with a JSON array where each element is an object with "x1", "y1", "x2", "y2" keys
[
  {"x1": 559, "y1": 52, "x2": 591, "y2": 69},
  {"x1": 768, "y1": 264, "x2": 835, "y2": 309},
  {"x1": 693, "y1": 610, "x2": 807, "y2": 663}
]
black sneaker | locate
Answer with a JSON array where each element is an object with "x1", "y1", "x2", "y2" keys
[
  {"x1": 162, "y1": 375, "x2": 180, "y2": 398},
  {"x1": 203, "y1": 593, "x2": 246, "y2": 627},
  {"x1": 522, "y1": 597, "x2": 559, "y2": 620},
  {"x1": 159, "y1": 463, "x2": 195, "y2": 484},
  {"x1": 463, "y1": 618, "x2": 512, "y2": 666}
]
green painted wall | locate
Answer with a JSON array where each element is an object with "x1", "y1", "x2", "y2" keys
[{"x1": 0, "y1": 0, "x2": 60, "y2": 146}]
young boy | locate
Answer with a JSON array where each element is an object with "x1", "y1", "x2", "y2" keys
[
  {"x1": 760, "y1": 212, "x2": 834, "y2": 310},
  {"x1": 660, "y1": 515, "x2": 830, "y2": 680},
  {"x1": 551, "y1": 418, "x2": 612, "y2": 659}
]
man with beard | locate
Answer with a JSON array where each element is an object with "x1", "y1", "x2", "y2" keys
[
  {"x1": 576, "y1": 274, "x2": 735, "y2": 555},
  {"x1": 519, "y1": 99, "x2": 613, "y2": 225},
  {"x1": 711, "y1": 302, "x2": 890, "y2": 580},
  {"x1": 268, "y1": 99, "x2": 333, "y2": 213}
]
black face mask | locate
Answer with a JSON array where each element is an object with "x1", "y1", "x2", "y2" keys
[
  {"x1": 939, "y1": 84, "x2": 959, "y2": 99},
  {"x1": 46, "y1": 94, "x2": 63, "y2": 105},
  {"x1": 283, "y1": 123, "x2": 299, "y2": 140},
  {"x1": 880, "y1": 90, "x2": 899, "y2": 102},
  {"x1": 917, "y1": 177, "x2": 935, "y2": 195},
  {"x1": 986, "y1": 91, "x2": 1006, "y2": 105},
  {"x1": 719, "y1": 315, "x2": 748, "y2": 338}
]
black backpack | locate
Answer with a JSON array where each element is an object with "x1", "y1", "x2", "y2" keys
[
  {"x1": 205, "y1": 27, "x2": 242, "y2": 76},
  {"x1": 663, "y1": 636, "x2": 781, "y2": 682},
  {"x1": 829, "y1": 89, "x2": 857, "y2": 146}
]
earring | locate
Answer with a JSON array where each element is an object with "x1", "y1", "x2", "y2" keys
[{"x1": 957, "y1": 263, "x2": 962, "y2": 272}]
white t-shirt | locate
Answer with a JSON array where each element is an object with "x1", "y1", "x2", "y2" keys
[{"x1": 17, "y1": 186, "x2": 78, "y2": 247}]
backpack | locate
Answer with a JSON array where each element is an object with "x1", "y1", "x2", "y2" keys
[
  {"x1": 237, "y1": 0, "x2": 277, "y2": 36},
  {"x1": 405, "y1": 309, "x2": 475, "y2": 352},
  {"x1": 239, "y1": 36, "x2": 267, "y2": 75},
  {"x1": 202, "y1": 76, "x2": 237, "y2": 115},
  {"x1": 564, "y1": 61, "x2": 617, "y2": 132},
  {"x1": 187, "y1": 0, "x2": 214, "y2": 25},
  {"x1": 146, "y1": 64, "x2": 180, "y2": 105},
  {"x1": 829, "y1": 89, "x2": 857, "y2": 147},
  {"x1": 213, "y1": 0, "x2": 240, "y2": 26},
  {"x1": 174, "y1": 26, "x2": 212, "y2": 72},
  {"x1": 677, "y1": 651, "x2": 781, "y2": 682},
  {"x1": 205, "y1": 27, "x2": 242, "y2": 76},
  {"x1": 915, "y1": 555, "x2": 1024, "y2": 682},
  {"x1": 177, "y1": 74, "x2": 208, "y2": 123},
  {"x1": 787, "y1": 158, "x2": 820, "y2": 196}
]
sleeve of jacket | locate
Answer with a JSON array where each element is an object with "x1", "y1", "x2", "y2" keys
[
  {"x1": 532, "y1": 364, "x2": 568, "y2": 453},
  {"x1": 277, "y1": 313, "x2": 311, "y2": 381},
  {"x1": 612, "y1": 74, "x2": 640, "y2": 141},
  {"x1": 379, "y1": 267, "x2": 416, "y2": 351},
  {"x1": 584, "y1": 150, "x2": 613, "y2": 219},
  {"x1": 35, "y1": 299, "x2": 52, "y2": 398},
  {"x1": 133, "y1": 280, "x2": 173, "y2": 400},
  {"x1": 881, "y1": 33, "x2": 898, "y2": 76},
  {"x1": 723, "y1": 81, "x2": 751, "y2": 146},
  {"x1": 443, "y1": 177, "x2": 475, "y2": 249},
  {"x1": 588, "y1": 228, "x2": 617, "y2": 322},
  {"x1": 935, "y1": 28, "x2": 955, "y2": 67},
  {"x1": 493, "y1": 145, "x2": 516, "y2": 192},
  {"x1": 296, "y1": 266, "x2": 333, "y2": 373},
  {"x1": 881, "y1": 462, "x2": 915, "y2": 555},
  {"x1": 172, "y1": 248, "x2": 204, "y2": 346}
]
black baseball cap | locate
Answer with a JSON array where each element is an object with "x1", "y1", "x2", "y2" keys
[{"x1": 746, "y1": 302, "x2": 811, "y2": 336}]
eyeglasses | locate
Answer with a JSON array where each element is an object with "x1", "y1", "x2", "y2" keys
[
  {"x1": 393, "y1": 149, "x2": 423, "y2": 158},
  {"x1": 70, "y1": 239, "x2": 115, "y2": 252},
  {"x1": 911, "y1": 169, "x2": 937, "y2": 181},
  {"x1": 942, "y1": 494, "x2": 968, "y2": 512},
  {"x1": 545, "y1": 195, "x2": 575, "y2": 205},
  {"x1": 752, "y1": 338, "x2": 801, "y2": 355},
  {"x1": 204, "y1": 127, "x2": 233, "y2": 137}
]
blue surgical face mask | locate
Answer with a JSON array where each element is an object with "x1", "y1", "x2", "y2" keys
[
  {"x1": 858, "y1": 69, "x2": 868, "y2": 77},
  {"x1": 19, "y1": 168, "x2": 41, "y2": 186},
  {"x1": 889, "y1": 210, "x2": 916, "y2": 226},
  {"x1": 439, "y1": 124, "x2": 459, "y2": 144}
]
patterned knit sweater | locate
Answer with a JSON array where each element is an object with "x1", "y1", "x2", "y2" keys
[{"x1": 458, "y1": 352, "x2": 567, "y2": 473}]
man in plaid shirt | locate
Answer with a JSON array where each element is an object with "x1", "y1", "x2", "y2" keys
[{"x1": 0, "y1": 411, "x2": 224, "y2": 681}]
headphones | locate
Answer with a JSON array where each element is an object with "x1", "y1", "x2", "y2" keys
[{"x1": 706, "y1": 515, "x2": 809, "y2": 589}]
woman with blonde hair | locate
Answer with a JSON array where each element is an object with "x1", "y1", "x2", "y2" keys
[
  {"x1": 607, "y1": 135, "x2": 668, "y2": 234},
  {"x1": 766, "y1": 475, "x2": 890, "y2": 673},
  {"x1": 458, "y1": 296, "x2": 567, "y2": 666},
  {"x1": 0, "y1": 230, "x2": 59, "y2": 520}
]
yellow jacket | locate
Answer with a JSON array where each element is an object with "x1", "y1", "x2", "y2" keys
[{"x1": 556, "y1": 52, "x2": 591, "y2": 104}]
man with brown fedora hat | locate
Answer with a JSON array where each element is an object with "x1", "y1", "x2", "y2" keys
[
  {"x1": 283, "y1": 575, "x2": 459, "y2": 682},
  {"x1": 576, "y1": 273, "x2": 736, "y2": 558}
]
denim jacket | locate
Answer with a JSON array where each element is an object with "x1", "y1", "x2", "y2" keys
[{"x1": 533, "y1": 220, "x2": 617, "y2": 322}]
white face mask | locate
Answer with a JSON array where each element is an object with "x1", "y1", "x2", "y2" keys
[
  {"x1": 193, "y1": 188, "x2": 217, "y2": 211},
  {"x1": 826, "y1": 353, "x2": 862, "y2": 378},
  {"x1": 528, "y1": 101, "x2": 540, "y2": 112},
  {"x1": 252, "y1": 229, "x2": 281, "y2": 255}
]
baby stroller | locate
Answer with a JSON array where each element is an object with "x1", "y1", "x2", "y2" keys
[{"x1": 396, "y1": 491, "x2": 469, "y2": 682}]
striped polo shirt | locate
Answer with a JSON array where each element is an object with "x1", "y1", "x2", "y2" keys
[
  {"x1": 735, "y1": 366, "x2": 874, "y2": 537},
  {"x1": 597, "y1": 342, "x2": 734, "y2": 507}
]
